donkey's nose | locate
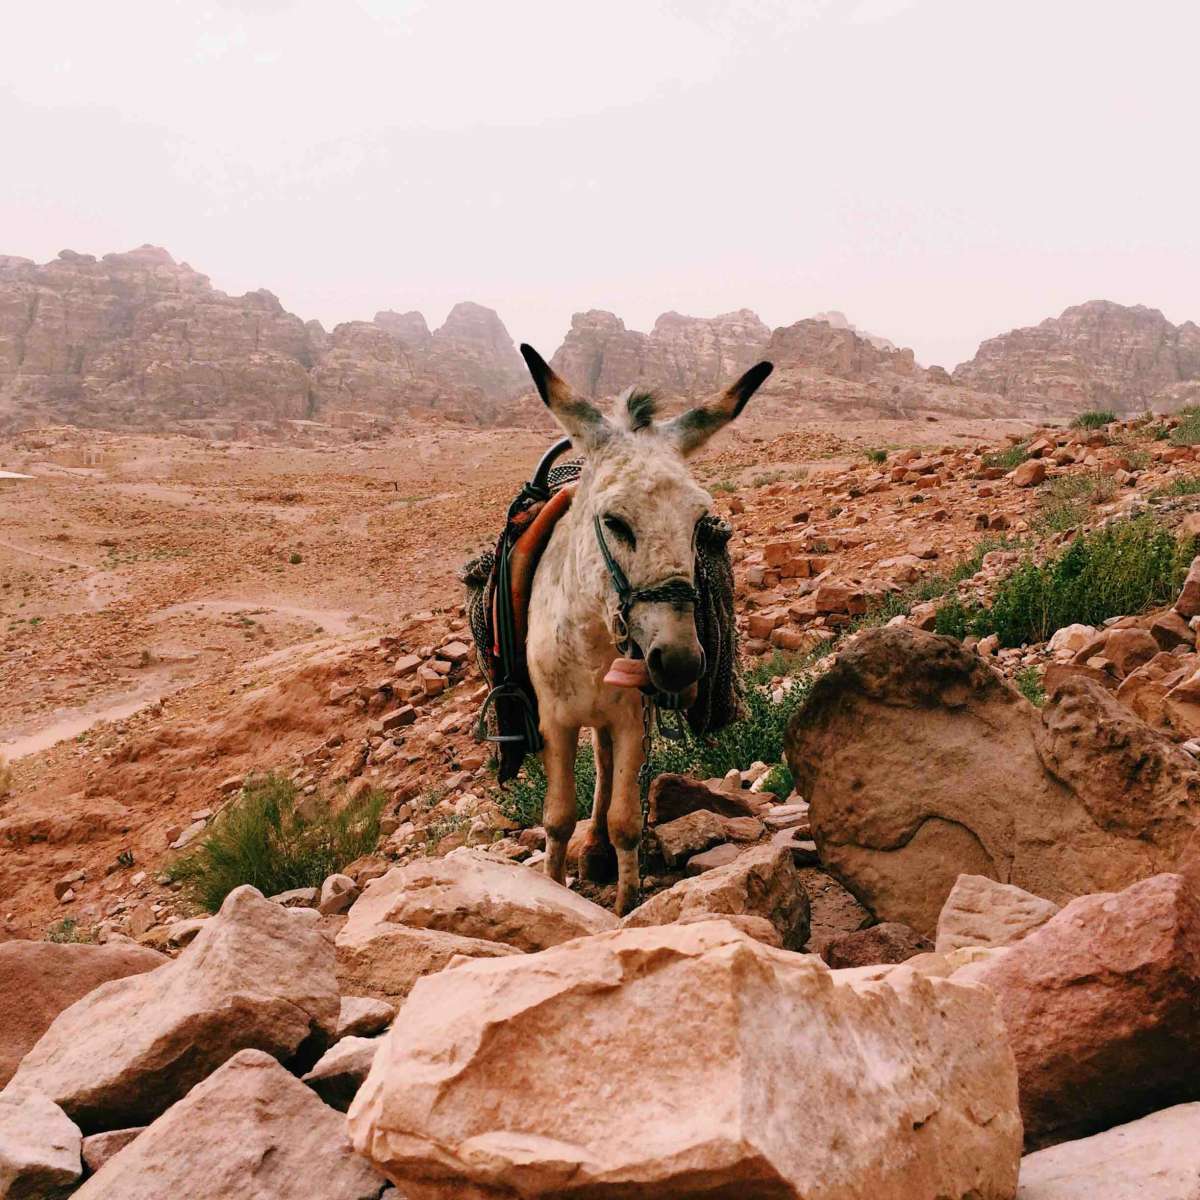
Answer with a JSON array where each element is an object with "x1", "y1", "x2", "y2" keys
[{"x1": 647, "y1": 641, "x2": 703, "y2": 693}]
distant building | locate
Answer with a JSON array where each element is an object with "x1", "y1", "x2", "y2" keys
[{"x1": 0, "y1": 470, "x2": 35, "y2": 489}]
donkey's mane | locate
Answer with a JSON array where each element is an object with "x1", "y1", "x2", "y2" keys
[{"x1": 619, "y1": 387, "x2": 659, "y2": 433}]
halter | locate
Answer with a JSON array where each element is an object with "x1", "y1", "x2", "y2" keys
[{"x1": 592, "y1": 512, "x2": 701, "y2": 714}]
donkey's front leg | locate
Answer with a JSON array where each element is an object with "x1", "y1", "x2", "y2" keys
[
  {"x1": 541, "y1": 723, "x2": 579, "y2": 885},
  {"x1": 608, "y1": 722, "x2": 646, "y2": 916}
]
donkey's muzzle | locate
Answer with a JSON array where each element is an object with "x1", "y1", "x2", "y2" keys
[{"x1": 647, "y1": 641, "x2": 704, "y2": 694}]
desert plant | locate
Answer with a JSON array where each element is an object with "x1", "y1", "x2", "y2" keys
[
  {"x1": 758, "y1": 762, "x2": 795, "y2": 800},
  {"x1": 971, "y1": 516, "x2": 1195, "y2": 648},
  {"x1": 709, "y1": 479, "x2": 736, "y2": 494},
  {"x1": 864, "y1": 448, "x2": 887, "y2": 464},
  {"x1": 1071, "y1": 410, "x2": 1117, "y2": 429},
  {"x1": 1170, "y1": 408, "x2": 1200, "y2": 446},
  {"x1": 1013, "y1": 664, "x2": 1046, "y2": 706},
  {"x1": 45, "y1": 917, "x2": 93, "y2": 944},
  {"x1": 1152, "y1": 476, "x2": 1200, "y2": 498},
  {"x1": 1033, "y1": 472, "x2": 1116, "y2": 533},
  {"x1": 169, "y1": 774, "x2": 385, "y2": 912},
  {"x1": 983, "y1": 442, "x2": 1030, "y2": 470},
  {"x1": 288, "y1": 551, "x2": 303, "y2": 565}
]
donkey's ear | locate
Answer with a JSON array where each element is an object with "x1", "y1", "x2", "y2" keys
[
  {"x1": 666, "y1": 361, "x2": 774, "y2": 456},
  {"x1": 519, "y1": 344, "x2": 610, "y2": 448}
]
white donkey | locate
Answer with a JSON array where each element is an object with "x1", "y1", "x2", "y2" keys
[{"x1": 518, "y1": 345, "x2": 773, "y2": 914}]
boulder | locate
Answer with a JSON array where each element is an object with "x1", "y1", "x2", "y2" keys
[
  {"x1": 647, "y1": 773, "x2": 758, "y2": 824},
  {"x1": 623, "y1": 844, "x2": 810, "y2": 949},
  {"x1": 1016, "y1": 1102, "x2": 1200, "y2": 1199},
  {"x1": 0, "y1": 1086, "x2": 81, "y2": 1199},
  {"x1": 81, "y1": 1128, "x2": 144, "y2": 1174},
  {"x1": 348, "y1": 921, "x2": 1021, "y2": 1199},
  {"x1": 821, "y1": 922, "x2": 932, "y2": 968},
  {"x1": 686, "y1": 843, "x2": 742, "y2": 873},
  {"x1": 12, "y1": 886, "x2": 340, "y2": 1132},
  {"x1": 651, "y1": 809, "x2": 728, "y2": 866},
  {"x1": 1012, "y1": 459, "x2": 1047, "y2": 487},
  {"x1": 348, "y1": 851, "x2": 616, "y2": 953},
  {"x1": 336, "y1": 920, "x2": 521, "y2": 1004},
  {"x1": 0, "y1": 941, "x2": 166, "y2": 1087},
  {"x1": 970, "y1": 873, "x2": 1200, "y2": 1149},
  {"x1": 71, "y1": 1049, "x2": 385, "y2": 1199},
  {"x1": 1103, "y1": 627, "x2": 1160, "y2": 677},
  {"x1": 319, "y1": 873, "x2": 360, "y2": 916},
  {"x1": 1175, "y1": 556, "x2": 1200, "y2": 618},
  {"x1": 303, "y1": 1036, "x2": 380, "y2": 1111},
  {"x1": 786, "y1": 627, "x2": 1200, "y2": 936},
  {"x1": 935, "y1": 874, "x2": 1061, "y2": 953},
  {"x1": 335, "y1": 996, "x2": 395, "y2": 1040}
]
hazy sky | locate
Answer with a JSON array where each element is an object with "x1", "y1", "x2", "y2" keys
[{"x1": 3, "y1": 0, "x2": 1197, "y2": 368}]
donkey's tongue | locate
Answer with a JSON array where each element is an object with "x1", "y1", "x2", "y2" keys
[{"x1": 603, "y1": 656, "x2": 651, "y2": 688}]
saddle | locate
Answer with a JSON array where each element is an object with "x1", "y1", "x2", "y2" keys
[{"x1": 463, "y1": 439, "x2": 744, "y2": 783}]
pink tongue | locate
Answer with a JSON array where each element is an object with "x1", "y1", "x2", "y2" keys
[{"x1": 603, "y1": 656, "x2": 651, "y2": 688}]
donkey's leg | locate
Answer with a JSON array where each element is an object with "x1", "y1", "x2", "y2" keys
[
  {"x1": 608, "y1": 721, "x2": 646, "y2": 916},
  {"x1": 578, "y1": 727, "x2": 618, "y2": 883},
  {"x1": 542, "y1": 723, "x2": 579, "y2": 885}
]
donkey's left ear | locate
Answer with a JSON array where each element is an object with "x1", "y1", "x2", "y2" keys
[
  {"x1": 519, "y1": 344, "x2": 611, "y2": 449},
  {"x1": 666, "y1": 361, "x2": 774, "y2": 456}
]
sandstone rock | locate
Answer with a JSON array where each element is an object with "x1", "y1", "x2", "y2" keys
[
  {"x1": 348, "y1": 921, "x2": 1021, "y2": 1199},
  {"x1": 12, "y1": 886, "x2": 340, "y2": 1132},
  {"x1": 336, "y1": 996, "x2": 395, "y2": 1040},
  {"x1": 71, "y1": 1049, "x2": 385, "y2": 1199},
  {"x1": 1015, "y1": 1102, "x2": 1200, "y2": 1199},
  {"x1": 672, "y1": 911, "x2": 783, "y2": 946},
  {"x1": 1047, "y1": 624, "x2": 1096, "y2": 654},
  {"x1": 1176, "y1": 556, "x2": 1200, "y2": 618},
  {"x1": 336, "y1": 919, "x2": 520, "y2": 1003},
  {"x1": 647, "y1": 772, "x2": 758, "y2": 823},
  {"x1": 821, "y1": 922, "x2": 932, "y2": 968},
  {"x1": 319, "y1": 872, "x2": 360, "y2": 916},
  {"x1": 1149, "y1": 609, "x2": 1194, "y2": 651},
  {"x1": 970, "y1": 873, "x2": 1200, "y2": 1149},
  {"x1": 652, "y1": 809, "x2": 728, "y2": 866},
  {"x1": 81, "y1": 1128, "x2": 144, "y2": 1173},
  {"x1": 0, "y1": 940, "x2": 165, "y2": 1088},
  {"x1": 347, "y1": 851, "x2": 616, "y2": 953},
  {"x1": 685, "y1": 842, "x2": 742, "y2": 873},
  {"x1": 1103, "y1": 627, "x2": 1160, "y2": 676},
  {"x1": 302, "y1": 1036, "x2": 380, "y2": 1112},
  {"x1": 0, "y1": 1086, "x2": 81, "y2": 1199},
  {"x1": 936, "y1": 874, "x2": 1061, "y2": 953},
  {"x1": 623, "y1": 844, "x2": 810, "y2": 949},
  {"x1": 786, "y1": 627, "x2": 1200, "y2": 936},
  {"x1": 1012, "y1": 459, "x2": 1047, "y2": 487}
]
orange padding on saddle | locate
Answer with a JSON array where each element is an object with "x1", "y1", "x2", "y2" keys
[{"x1": 493, "y1": 485, "x2": 575, "y2": 658}]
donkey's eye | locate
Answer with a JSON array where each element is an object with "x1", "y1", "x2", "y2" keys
[{"x1": 603, "y1": 514, "x2": 636, "y2": 548}]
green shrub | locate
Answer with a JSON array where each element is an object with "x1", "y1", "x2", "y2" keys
[
  {"x1": 45, "y1": 917, "x2": 93, "y2": 944},
  {"x1": 1033, "y1": 472, "x2": 1116, "y2": 533},
  {"x1": 932, "y1": 595, "x2": 979, "y2": 639},
  {"x1": 972, "y1": 517, "x2": 1195, "y2": 648},
  {"x1": 758, "y1": 762, "x2": 795, "y2": 800},
  {"x1": 1071, "y1": 410, "x2": 1117, "y2": 429},
  {"x1": 497, "y1": 681, "x2": 812, "y2": 829},
  {"x1": 743, "y1": 644, "x2": 832, "y2": 685},
  {"x1": 288, "y1": 551, "x2": 302, "y2": 565},
  {"x1": 1013, "y1": 664, "x2": 1046, "y2": 706},
  {"x1": 1170, "y1": 409, "x2": 1200, "y2": 446},
  {"x1": 1152, "y1": 476, "x2": 1200, "y2": 498},
  {"x1": 170, "y1": 774, "x2": 385, "y2": 912},
  {"x1": 709, "y1": 479, "x2": 735, "y2": 494},
  {"x1": 864, "y1": 448, "x2": 887, "y2": 464},
  {"x1": 984, "y1": 442, "x2": 1030, "y2": 470}
]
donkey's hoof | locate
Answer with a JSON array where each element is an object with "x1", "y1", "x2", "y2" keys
[
  {"x1": 614, "y1": 882, "x2": 641, "y2": 918},
  {"x1": 578, "y1": 837, "x2": 619, "y2": 884}
]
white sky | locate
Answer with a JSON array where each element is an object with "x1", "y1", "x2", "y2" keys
[{"x1": 2, "y1": 0, "x2": 1197, "y2": 368}]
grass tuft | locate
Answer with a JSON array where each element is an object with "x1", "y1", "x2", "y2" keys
[
  {"x1": 1152, "y1": 476, "x2": 1200, "y2": 499},
  {"x1": 45, "y1": 917, "x2": 94, "y2": 944},
  {"x1": 1033, "y1": 472, "x2": 1116, "y2": 533},
  {"x1": 1171, "y1": 408, "x2": 1200, "y2": 446},
  {"x1": 1071, "y1": 410, "x2": 1117, "y2": 429},
  {"x1": 864, "y1": 448, "x2": 887, "y2": 464},
  {"x1": 984, "y1": 442, "x2": 1030, "y2": 470},
  {"x1": 1013, "y1": 664, "x2": 1046, "y2": 706},
  {"x1": 169, "y1": 774, "x2": 385, "y2": 912}
]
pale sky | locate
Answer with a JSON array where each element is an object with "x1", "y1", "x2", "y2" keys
[{"x1": 3, "y1": 0, "x2": 1197, "y2": 369}]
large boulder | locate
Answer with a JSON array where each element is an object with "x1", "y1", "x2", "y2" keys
[
  {"x1": 1016, "y1": 1102, "x2": 1200, "y2": 1199},
  {"x1": 336, "y1": 922, "x2": 522, "y2": 1005},
  {"x1": 0, "y1": 941, "x2": 166, "y2": 1087},
  {"x1": 349, "y1": 851, "x2": 616, "y2": 953},
  {"x1": 821, "y1": 921, "x2": 931, "y2": 968},
  {"x1": 71, "y1": 1049, "x2": 385, "y2": 1199},
  {"x1": 936, "y1": 874, "x2": 1061, "y2": 953},
  {"x1": 623, "y1": 844, "x2": 810, "y2": 949},
  {"x1": 969, "y1": 872, "x2": 1200, "y2": 1149},
  {"x1": 348, "y1": 921, "x2": 1021, "y2": 1199},
  {"x1": 0, "y1": 1086, "x2": 81, "y2": 1199},
  {"x1": 303, "y1": 1036, "x2": 381, "y2": 1112},
  {"x1": 786, "y1": 626, "x2": 1200, "y2": 935},
  {"x1": 12, "y1": 886, "x2": 340, "y2": 1132}
]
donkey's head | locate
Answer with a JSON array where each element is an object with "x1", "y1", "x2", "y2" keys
[{"x1": 520, "y1": 344, "x2": 773, "y2": 694}]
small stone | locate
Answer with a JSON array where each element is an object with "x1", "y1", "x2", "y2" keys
[
  {"x1": 318, "y1": 873, "x2": 360, "y2": 916},
  {"x1": 81, "y1": 1127, "x2": 144, "y2": 1173}
]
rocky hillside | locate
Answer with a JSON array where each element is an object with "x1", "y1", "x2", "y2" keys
[
  {"x1": 953, "y1": 300, "x2": 1200, "y2": 415},
  {"x1": 0, "y1": 248, "x2": 526, "y2": 434}
]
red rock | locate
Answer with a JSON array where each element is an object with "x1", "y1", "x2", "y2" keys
[
  {"x1": 1176, "y1": 557, "x2": 1200, "y2": 619},
  {"x1": 969, "y1": 873, "x2": 1200, "y2": 1149},
  {"x1": 1011, "y1": 459, "x2": 1047, "y2": 487},
  {"x1": 647, "y1": 774, "x2": 758, "y2": 824},
  {"x1": 821, "y1": 922, "x2": 932, "y2": 968},
  {"x1": 1103, "y1": 627, "x2": 1161, "y2": 677}
]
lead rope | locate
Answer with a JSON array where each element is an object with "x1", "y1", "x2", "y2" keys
[{"x1": 638, "y1": 690, "x2": 654, "y2": 884}]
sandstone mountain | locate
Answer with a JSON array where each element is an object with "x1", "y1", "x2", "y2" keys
[
  {"x1": 953, "y1": 300, "x2": 1200, "y2": 415},
  {"x1": 0, "y1": 247, "x2": 525, "y2": 434}
]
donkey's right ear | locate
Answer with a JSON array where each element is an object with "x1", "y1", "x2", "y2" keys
[{"x1": 520, "y1": 344, "x2": 610, "y2": 449}]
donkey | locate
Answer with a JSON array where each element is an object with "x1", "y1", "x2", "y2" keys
[{"x1": 517, "y1": 344, "x2": 774, "y2": 915}]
